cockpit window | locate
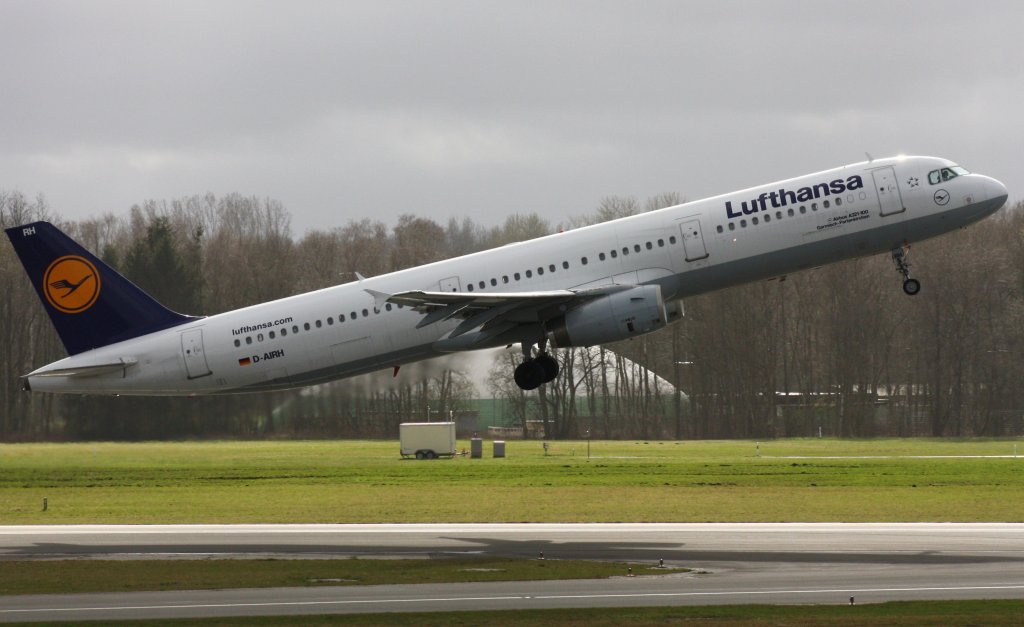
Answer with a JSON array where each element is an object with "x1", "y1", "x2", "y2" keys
[{"x1": 928, "y1": 166, "x2": 970, "y2": 185}]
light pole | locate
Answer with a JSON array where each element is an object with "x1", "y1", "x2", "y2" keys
[{"x1": 586, "y1": 429, "x2": 591, "y2": 460}]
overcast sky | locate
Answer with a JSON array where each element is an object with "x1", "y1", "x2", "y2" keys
[{"x1": 2, "y1": 1, "x2": 1020, "y2": 235}]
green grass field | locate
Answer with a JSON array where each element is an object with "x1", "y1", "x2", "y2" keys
[
  {"x1": 1, "y1": 438, "x2": 1023, "y2": 524},
  {"x1": 80, "y1": 601, "x2": 1024, "y2": 626}
]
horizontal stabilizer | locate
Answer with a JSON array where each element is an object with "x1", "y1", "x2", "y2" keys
[{"x1": 28, "y1": 357, "x2": 138, "y2": 378}]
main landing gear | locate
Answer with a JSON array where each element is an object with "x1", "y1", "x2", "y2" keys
[
  {"x1": 514, "y1": 341, "x2": 559, "y2": 390},
  {"x1": 891, "y1": 244, "x2": 920, "y2": 296}
]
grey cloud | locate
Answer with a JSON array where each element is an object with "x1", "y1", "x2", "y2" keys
[{"x1": 1, "y1": 1, "x2": 1020, "y2": 234}]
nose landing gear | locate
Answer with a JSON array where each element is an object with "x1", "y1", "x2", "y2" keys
[
  {"x1": 513, "y1": 341, "x2": 560, "y2": 390},
  {"x1": 892, "y1": 244, "x2": 920, "y2": 296}
]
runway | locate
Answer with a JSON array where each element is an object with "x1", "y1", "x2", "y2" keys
[{"x1": 2, "y1": 523, "x2": 1023, "y2": 621}]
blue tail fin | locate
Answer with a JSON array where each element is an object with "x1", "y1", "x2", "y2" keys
[{"x1": 5, "y1": 221, "x2": 198, "y2": 355}]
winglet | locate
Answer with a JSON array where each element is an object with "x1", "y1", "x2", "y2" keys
[{"x1": 364, "y1": 288, "x2": 391, "y2": 311}]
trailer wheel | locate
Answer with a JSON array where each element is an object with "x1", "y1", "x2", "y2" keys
[
  {"x1": 425, "y1": 450, "x2": 436, "y2": 459},
  {"x1": 415, "y1": 451, "x2": 425, "y2": 460}
]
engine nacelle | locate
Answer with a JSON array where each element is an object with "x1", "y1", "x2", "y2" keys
[
  {"x1": 546, "y1": 285, "x2": 667, "y2": 348},
  {"x1": 665, "y1": 298, "x2": 684, "y2": 323}
]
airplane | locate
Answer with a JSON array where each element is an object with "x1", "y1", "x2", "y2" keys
[{"x1": 5, "y1": 155, "x2": 1009, "y2": 395}]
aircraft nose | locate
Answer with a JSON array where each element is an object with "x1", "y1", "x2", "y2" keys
[{"x1": 983, "y1": 175, "x2": 1009, "y2": 206}]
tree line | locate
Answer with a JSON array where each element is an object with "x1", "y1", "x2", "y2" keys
[{"x1": 1, "y1": 188, "x2": 1022, "y2": 440}]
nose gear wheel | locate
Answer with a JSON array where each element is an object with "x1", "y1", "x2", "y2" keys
[{"x1": 891, "y1": 244, "x2": 920, "y2": 296}]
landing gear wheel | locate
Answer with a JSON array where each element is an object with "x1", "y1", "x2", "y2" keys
[
  {"x1": 535, "y1": 353, "x2": 559, "y2": 383},
  {"x1": 514, "y1": 360, "x2": 546, "y2": 390},
  {"x1": 891, "y1": 244, "x2": 919, "y2": 296}
]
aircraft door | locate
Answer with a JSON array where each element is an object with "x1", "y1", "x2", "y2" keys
[
  {"x1": 181, "y1": 329, "x2": 212, "y2": 379},
  {"x1": 439, "y1": 276, "x2": 461, "y2": 292},
  {"x1": 679, "y1": 219, "x2": 710, "y2": 262},
  {"x1": 873, "y1": 166, "x2": 905, "y2": 216}
]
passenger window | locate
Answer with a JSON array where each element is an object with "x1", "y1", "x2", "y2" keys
[
  {"x1": 467, "y1": 284, "x2": 474, "y2": 292},
  {"x1": 610, "y1": 250, "x2": 617, "y2": 258},
  {"x1": 234, "y1": 339, "x2": 240, "y2": 347},
  {"x1": 386, "y1": 303, "x2": 392, "y2": 311},
  {"x1": 350, "y1": 312, "x2": 356, "y2": 320},
  {"x1": 515, "y1": 272, "x2": 521, "y2": 280},
  {"x1": 622, "y1": 247, "x2": 629, "y2": 256},
  {"x1": 549, "y1": 264, "x2": 555, "y2": 272},
  {"x1": 315, "y1": 320, "x2": 322, "y2": 328},
  {"x1": 490, "y1": 278, "x2": 497, "y2": 286},
  {"x1": 562, "y1": 261, "x2": 569, "y2": 269},
  {"x1": 270, "y1": 331, "x2": 276, "y2": 339},
  {"x1": 327, "y1": 317, "x2": 334, "y2": 325},
  {"x1": 776, "y1": 211, "x2": 782, "y2": 219},
  {"x1": 646, "y1": 242, "x2": 653, "y2": 250},
  {"x1": 526, "y1": 269, "x2": 533, "y2": 277},
  {"x1": 657, "y1": 239, "x2": 664, "y2": 247},
  {"x1": 717, "y1": 225, "x2": 723, "y2": 233},
  {"x1": 281, "y1": 328, "x2": 287, "y2": 336},
  {"x1": 669, "y1": 235, "x2": 677, "y2": 244},
  {"x1": 800, "y1": 206, "x2": 806, "y2": 214},
  {"x1": 835, "y1": 197, "x2": 842, "y2": 206},
  {"x1": 752, "y1": 217, "x2": 759, "y2": 225},
  {"x1": 292, "y1": 325, "x2": 298, "y2": 333},
  {"x1": 258, "y1": 333, "x2": 264, "y2": 341},
  {"x1": 303, "y1": 323, "x2": 310, "y2": 331},
  {"x1": 599, "y1": 253, "x2": 606, "y2": 261},
  {"x1": 788, "y1": 208, "x2": 794, "y2": 217},
  {"x1": 811, "y1": 203, "x2": 818, "y2": 211},
  {"x1": 246, "y1": 336, "x2": 252, "y2": 345},
  {"x1": 502, "y1": 276, "x2": 509, "y2": 284},
  {"x1": 479, "y1": 281, "x2": 485, "y2": 289},
  {"x1": 728, "y1": 222, "x2": 735, "y2": 231},
  {"x1": 634, "y1": 244, "x2": 641, "y2": 252},
  {"x1": 740, "y1": 219, "x2": 747, "y2": 227},
  {"x1": 362, "y1": 309, "x2": 368, "y2": 317},
  {"x1": 581, "y1": 257, "x2": 588, "y2": 265},
  {"x1": 823, "y1": 200, "x2": 830, "y2": 209},
  {"x1": 537, "y1": 267, "x2": 545, "y2": 275},
  {"x1": 764, "y1": 214, "x2": 770, "y2": 222}
]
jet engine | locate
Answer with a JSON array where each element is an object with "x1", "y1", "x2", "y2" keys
[{"x1": 546, "y1": 285, "x2": 667, "y2": 347}]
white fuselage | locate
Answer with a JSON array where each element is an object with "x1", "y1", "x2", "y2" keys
[{"x1": 27, "y1": 156, "x2": 1008, "y2": 395}]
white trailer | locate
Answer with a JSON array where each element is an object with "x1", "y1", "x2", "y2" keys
[{"x1": 400, "y1": 422, "x2": 457, "y2": 459}]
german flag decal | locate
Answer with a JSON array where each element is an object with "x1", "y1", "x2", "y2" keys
[{"x1": 238, "y1": 357, "x2": 252, "y2": 366}]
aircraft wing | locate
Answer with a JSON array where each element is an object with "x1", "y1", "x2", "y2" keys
[{"x1": 365, "y1": 285, "x2": 629, "y2": 339}]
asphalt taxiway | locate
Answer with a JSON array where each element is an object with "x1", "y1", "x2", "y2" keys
[{"x1": 1, "y1": 523, "x2": 1023, "y2": 622}]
